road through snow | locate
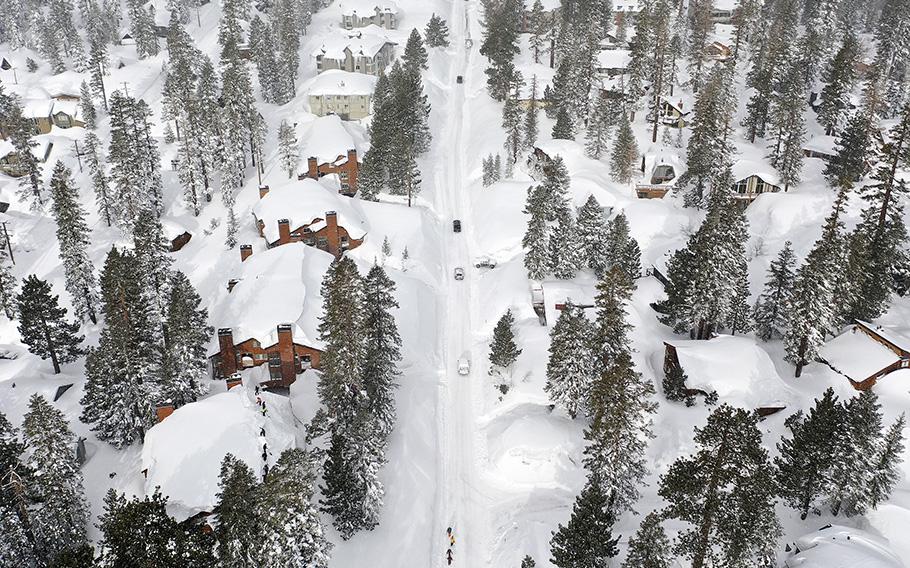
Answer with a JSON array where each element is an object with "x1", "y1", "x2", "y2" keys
[{"x1": 431, "y1": 0, "x2": 492, "y2": 566}]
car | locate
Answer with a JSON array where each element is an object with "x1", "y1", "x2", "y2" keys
[
  {"x1": 454, "y1": 267, "x2": 465, "y2": 280},
  {"x1": 474, "y1": 257, "x2": 497, "y2": 269},
  {"x1": 453, "y1": 219, "x2": 462, "y2": 232},
  {"x1": 456, "y1": 75, "x2": 463, "y2": 84},
  {"x1": 457, "y1": 357, "x2": 470, "y2": 375}
]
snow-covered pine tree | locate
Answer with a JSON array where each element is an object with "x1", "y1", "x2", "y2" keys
[
  {"x1": 549, "y1": 475, "x2": 620, "y2": 568},
  {"x1": 544, "y1": 305, "x2": 596, "y2": 418},
  {"x1": 272, "y1": 0, "x2": 301, "y2": 102},
  {"x1": 503, "y1": 94, "x2": 523, "y2": 172},
  {"x1": 686, "y1": 0, "x2": 714, "y2": 90},
  {"x1": 0, "y1": 256, "x2": 16, "y2": 320},
  {"x1": 604, "y1": 211, "x2": 641, "y2": 286},
  {"x1": 424, "y1": 13, "x2": 449, "y2": 48},
  {"x1": 49, "y1": 161, "x2": 98, "y2": 324},
  {"x1": 528, "y1": 0, "x2": 547, "y2": 63},
  {"x1": 84, "y1": 131, "x2": 113, "y2": 226},
  {"x1": 678, "y1": 63, "x2": 735, "y2": 207},
  {"x1": 0, "y1": 409, "x2": 35, "y2": 566},
  {"x1": 161, "y1": 271, "x2": 211, "y2": 408},
  {"x1": 480, "y1": 0, "x2": 523, "y2": 100},
  {"x1": 87, "y1": 25, "x2": 109, "y2": 110},
  {"x1": 775, "y1": 388, "x2": 843, "y2": 520},
  {"x1": 4, "y1": 101, "x2": 44, "y2": 210},
  {"x1": 585, "y1": 90, "x2": 615, "y2": 159},
  {"x1": 816, "y1": 32, "x2": 860, "y2": 135},
  {"x1": 522, "y1": 193, "x2": 551, "y2": 280},
  {"x1": 79, "y1": 247, "x2": 157, "y2": 447},
  {"x1": 0, "y1": 502, "x2": 37, "y2": 568},
  {"x1": 489, "y1": 309, "x2": 521, "y2": 373},
  {"x1": 402, "y1": 28, "x2": 428, "y2": 73},
  {"x1": 38, "y1": 15, "x2": 66, "y2": 74},
  {"x1": 663, "y1": 358, "x2": 691, "y2": 404},
  {"x1": 767, "y1": 57, "x2": 806, "y2": 192},
  {"x1": 726, "y1": 269, "x2": 753, "y2": 335},
  {"x1": 361, "y1": 263, "x2": 401, "y2": 441},
  {"x1": 659, "y1": 404, "x2": 780, "y2": 568},
  {"x1": 548, "y1": 207, "x2": 579, "y2": 279},
  {"x1": 729, "y1": 0, "x2": 761, "y2": 60},
  {"x1": 797, "y1": 0, "x2": 841, "y2": 86},
  {"x1": 824, "y1": 110, "x2": 874, "y2": 189},
  {"x1": 358, "y1": 149, "x2": 385, "y2": 201},
  {"x1": 79, "y1": 81, "x2": 96, "y2": 130},
  {"x1": 521, "y1": 555, "x2": 536, "y2": 568},
  {"x1": 551, "y1": 106, "x2": 574, "y2": 140},
  {"x1": 22, "y1": 394, "x2": 89, "y2": 563},
  {"x1": 753, "y1": 241, "x2": 796, "y2": 341},
  {"x1": 610, "y1": 114, "x2": 638, "y2": 184},
  {"x1": 320, "y1": 423, "x2": 385, "y2": 540},
  {"x1": 215, "y1": 454, "x2": 260, "y2": 566},
  {"x1": 255, "y1": 449, "x2": 332, "y2": 568},
  {"x1": 866, "y1": 413, "x2": 907, "y2": 510},
  {"x1": 16, "y1": 275, "x2": 83, "y2": 374},
  {"x1": 250, "y1": 17, "x2": 282, "y2": 104},
  {"x1": 524, "y1": 75, "x2": 540, "y2": 150},
  {"x1": 575, "y1": 195, "x2": 610, "y2": 276},
  {"x1": 96, "y1": 489, "x2": 216, "y2": 566},
  {"x1": 492, "y1": 153, "x2": 502, "y2": 183},
  {"x1": 277, "y1": 119, "x2": 299, "y2": 179},
  {"x1": 621, "y1": 511, "x2": 672, "y2": 568},
  {"x1": 107, "y1": 91, "x2": 163, "y2": 225}
]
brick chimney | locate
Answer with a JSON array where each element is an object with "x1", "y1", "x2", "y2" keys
[
  {"x1": 218, "y1": 328, "x2": 238, "y2": 378},
  {"x1": 240, "y1": 244, "x2": 253, "y2": 262},
  {"x1": 276, "y1": 324, "x2": 296, "y2": 386},
  {"x1": 325, "y1": 211, "x2": 340, "y2": 257},
  {"x1": 277, "y1": 219, "x2": 291, "y2": 245},
  {"x1": 346, "y1": 149, "x2": 359, "y2": 192},
  {"x1": 155, "y1": 403, "x2": 175, "y2": 423},
  {"x1": 307, "y1": 156, "x2": 319, "y2": 179},
  {"x1": 258, "y1": 185, "x2": 270, "y2": 199}
]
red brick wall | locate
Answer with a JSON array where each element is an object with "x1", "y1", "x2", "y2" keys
[
  {"x1": 212, "y1": 328, "x2": 323, "y2": 387},
  {"x1": 302, "y1": 150, "x2": 360, "y2": 196}
]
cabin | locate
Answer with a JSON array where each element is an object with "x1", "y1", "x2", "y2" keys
[
  {"x1": 207, "y1": 243, "x2": 330, "y2": 388},
  {"x1": 519, "y1": 0, "x2": 559, "y2": 32},
  {"x1": 307, "y1": 69, "x2": 377, "y2": 120},
  {"x1": 818, "y1": 320, "x2": 910, "y2": 390},
  {"x1": 313, "y1": 27, "x2": 396, "y2": 76},
  {"x1": 0, "y1": 138, "x2": 53, "y2": 177},
  {"x1": 252, "y1": 178, "x2": 367, "y2": 257},
  {"x1": 704, "y1": 41, "x2": 732, "y2": 61},
  {"x1": 635, "y1": 154, "x2": 680, "y2": 198},
  {"x1": 803, "y1": 135, "x2": 837, "y2": 161},
  {"x1": 656, "y1": 98, "x2": 689, "y2": 128},
  {"x1": 596, "y1": 48, "x2": 630, "y2": 77},
  {"x1": 339, "y1": 0, "x2": 398, "y2": 29},
  {"x1": 710, "y1": 0, "x2": 736, "y2": 24},
  {"x1": 730, "y1": 160, "x2": 782, "y2": 202},
  {"x1": 297, "y1": 114, "x2": 366, "y2": 195},
  {"x1": 51, "y1": 100, "x2": 83, "y2": 129},
  {"x1": 663, "y1": 336, "x2": 793, "y2": 416},
  {"x1": 21, "y1": 99, "x2": 55, "y2": 135}
]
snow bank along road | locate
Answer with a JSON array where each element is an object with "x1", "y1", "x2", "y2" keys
[{"x1": 431, "y1": 0, "x2": 492, "y2": 566}]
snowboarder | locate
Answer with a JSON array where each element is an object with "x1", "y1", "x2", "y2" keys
[{"x1": 446, "y1": 549, "x2": 454, "y2": 565}]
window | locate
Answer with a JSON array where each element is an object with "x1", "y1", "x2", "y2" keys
[
  {"x1": 341, "y1": 235, "x2": 350, "y2": 248},
  {"x1": 317, "y1": 237, "x2": 328, "y2": 250},
  {"x1": 268, "y1": 353, "x2": 281, "y2": 367},
  {"x1": 733, "y1": 179, "x2": 749, "y2": 194}
]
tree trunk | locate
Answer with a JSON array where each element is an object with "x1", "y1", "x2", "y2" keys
[
  {"x1": 691, "y1": 423, "x2": 732, "y2": 568},
  {"x1": 795, "y1": 335, "x2": 808, "y2": 377},
  {"x1": 42, "y1": 316, "x2": 60, "y2": 374}
]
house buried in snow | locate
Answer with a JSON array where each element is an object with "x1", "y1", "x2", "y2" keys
[
  {"x1": 297, "y1": 114, "x2": 368, "y2": 195},
  {"x1": 312, "y1": 26, "x2": 396, "y2": 76},
  {"x1": 208, "y1": 243, "x2": 330, "y2": 388},
  {"x1": 306, "y1": 69, "x2": 377, "y2": 120},
  {"x1": 818, "y1": 320, "x2": 910, "y2": 390},
  {"x1": 730, "y1": 159, "x2": 782, "y2": 202},
  {"x1": 252, "y1": 178, "x2": 367, "y2": 257}
]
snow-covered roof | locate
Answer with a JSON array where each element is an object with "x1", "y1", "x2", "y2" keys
[
  {"x1": 731, "y1": 158, "x2": 780, "y2": 186},
  {"x1": 338, "y1": 0, "x2": 397, "y2": 14},
  {"x1": 660, "y1": 96, "x2": 689, "y2": 115},
  {"x1": 596, "y1": 49, "x2": 630, "y2": 71},
  {"x1": 20, "y1": 98, "x2": 53, "y2": 118},
  {"x1": 140, "y1": 387, "x2": 296, "y2": 521},
  {"x1": 306, "y1": 69, "x2": 377, "y2": 96},
  {"x1": 527, "y1": 0, "x2": 560, "y2": 10},
  {"x1": 819, "y1": 329, "x2": 900, "y2": 383},
  {"x1": 0, "y1": 137, "x2": 52, "y2": 160},
  {"x1": 713, "y1": 0, "x2": 738, "y2": 11},
  {"x1": 207, "y1": 242, "x2": 331, "y2": 354},
  {"x1": 668, "y1": 335, "x2": 795, "y2": 408},
  {"x1": 787, "y1": 525, "x2": 904, "y2": 568},
  {"x1": 52, "y1": 100, "x2": 81, "y2": 120},
  {"x1": 803, "y1": 135, "x2": 838, "y2": 156},
  {"x1": 299, "y1": 114, "x2": 368, "y2": 165},
  {"x1": 312, "y1": 26, "x2": 395, "y2": 60},
  {"x1": 252, "y1": 178, "x2": 368, "y2": 244}
]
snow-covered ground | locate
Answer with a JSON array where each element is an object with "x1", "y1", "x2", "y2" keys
[{"x1": 2, "y1": 0, "x2": 910, "y2": 566}]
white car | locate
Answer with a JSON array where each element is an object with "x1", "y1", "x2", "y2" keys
[
  {"x1": 457, "y1": 357, "x2": 470, "y2": 375},
  {"x1": 454, "y1": 267, "x2": 465, "y2": 280}
]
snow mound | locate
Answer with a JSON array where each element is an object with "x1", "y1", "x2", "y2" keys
[
  {"x1": 298, "y1": 114, "x2": 369, "y2": 165},
  {"x1": 786, "y1": 525, "x2": 905, "y2": 568},
  {"x1": 141, "y1": 386, "x2": 297, "y2": 520}
]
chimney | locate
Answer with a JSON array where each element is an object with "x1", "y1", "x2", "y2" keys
[
  {"x1": 346, "y1": 149, "x2": 359, "y2": 193},
  {"x1": 240, "y1": 244, "x2": 253, "y2": 262},
  {"x1": 307, "y1": 156, "x2": 319, "y2": 179},
  {"x1": 218, "y1": 328, "x2": 238, "y2": 378},
  {"x1": 325, "y1": 211, "x2": 340, "y2": 257},
  {"x1": 276, "y1": 324, "x2": 296, "y2": 387},
  {"x1": 258, "y1": 185, "x2": 270, "y2": 199},
  {"x1": 156, "y1": 403, "x2": 175, "y2": 423},
  {"x1": 346, "y1": 148, "x2": 358, "y2": 164},
  {"x1": 277, "y1": 219, "x2": 291, "y2": 245}
]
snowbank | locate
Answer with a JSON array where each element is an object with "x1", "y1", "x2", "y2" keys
[
  {"x1": 786, "y1": 525, "x2": 905, "y2": 568},
  {"x1": 298, "y1": 114, "x2": 369, "y2": 165}
]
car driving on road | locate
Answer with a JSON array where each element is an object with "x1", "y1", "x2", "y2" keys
[
  {"x1": 457, "y1": 357, "x2": 470, "y2": 375},
  {"x1": 454, "y1": 267, "x2": 465, "y2": 280},
  {"x1": 453, "y1": 219, "x2": 462, "y2": 232}
]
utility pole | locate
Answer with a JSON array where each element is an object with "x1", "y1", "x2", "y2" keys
[
  {"x1": 73, "y1": 140, "x2": 83, "y2": 172},
  {"x1": 1, "y1": 222, "x2": 14, "y2": 264}
]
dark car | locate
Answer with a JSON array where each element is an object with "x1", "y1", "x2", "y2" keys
[
  {"x1": 457, "y1": 75, "x2": 463, "y2": 84},
  {"x1": 453, "y1": 219, "x2": 462, "y2": 232}
]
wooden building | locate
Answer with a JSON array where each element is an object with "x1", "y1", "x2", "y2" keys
[
  {"x1": 0, "y1": 138, "x2": 53, "y2": 177},
  {"x1": 211, "y1": 325, "x2": 322, "y2": 388},
  {"x1": 339, "y1": 0, "x2": 399, "y2": 29},
  {"x1": 819, "y1": 320, "x2": 910, "y2": 390}
]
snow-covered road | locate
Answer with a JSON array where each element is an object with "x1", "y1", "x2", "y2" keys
[{"x1": 431, "y1": 1, "x2": 492, "y2": 566}]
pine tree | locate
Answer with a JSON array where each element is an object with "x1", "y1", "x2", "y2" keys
[
  {"x1": 576, "y1": 195, "x2": 610, "y2": 276},
  {"x1": 402, "y1": 28, "x2": 428, "y2": 73},
  {"x1": 489, "y1": 309, "x2": 521, "y2": 372},
  {"x1": 663, "y1": 359, "x2": 691, "y2": 404},
  {"x1": 0, "y1": 503, "x2": 38, "y2": 568},
  {"x1": 5, "y1": 102, "x2": 44, "y2": 210},
  {"x1": 549, "y1": 475, "x2": 620, "y2": 568},
  {"x1": 767, "y1": 57, "x2": 806, "y2": 192},
  {"x1": 0, "y1": 251, "x2": 16, "y2": 319},
  {"x1": 660, "y1": 405, "x2": 780, "y2": 568},
  {"x1": 320, "y1": 424, "x2": 384, "y2": 540},
  {"x1": 358, "y1": 149, "x2": 385, "y2": 201},
  {"x1": 480, "y1": 0, "x2": 523, "y2": 100},
  {"x1": 503, "y1": 94, "x2": 523, "y2": 171},
  {"x1": 528, "y1": 0, "x2": 547, "y2": 63},
  {"x1": 687, "y1": 0, "x2": 714, "y2": 90},
  {"x1": 255, "y1": 449, "x2": 332, "y2": 568},
  {"x1": 79, "y1": 81, "x2": 97, "y2": 130},
  {"x1": 551, "y1": 106, "x2": 574, "y2": 140},
  {"x1": 16, "y1": 276, "x2": 83, "y2": 374},
  {"x1": 96, "y1": 489, "x2": 216, "y2": 566},
  {"x1": 604, "y1": 212, "x2": 641, "y2": 286},
  {"x1": 84, "y1": 131, "x2": 113, "y2": 226},
  {"x1": 622, "y1": 512, "x2": 672, "y2": 568},
  {"x1": 824, "y1": 111, "x2": 873, "y2": 189},
  {"x1": 524, "y1": 75, "x2": 540, "y2": 150},
  {"x1": 521, "y1": 555, "x2": 536, "y2": 568},
  {"x1": 22, "y1": 394, "x2": 89, "y2": 563},
  {"x1": 817, "y1": 32, "x2": 860, "y2": 134},
  {"x1": 161, "y1": 271, "x2": 211, "y2": 408},
  {"x1": 522, "y1": 200, "x2": 550, "y2": 280},
  {"x1": 545, "y1": 306, "x2": 595, "y2": 418},
  {"x1": 361, "y1": 263, "x2": 401, "y2": 441},
  {"x1": 549, "y1": 207, "x2": 578, "y2": 279},
  {"x1": 216, "y1": 454, "x2": 260, "y2": 567},
  {"x1": 866, "y1": 413, "x2": 907, "y2": 510},
  {"x1": 49, "y1": 161, "x2": 98, "y2": 324},
  {"x1": 425, "y1": 13, "x2": 449, "y2": 48},
  {"x1": 0, "y1": 409, "x2": 35, "y2": 567},
  {"x1": 753, "y1": 241, "x2": 796, "y2": 341},
  {"x1": 585, "y1": 90, "x2": 615, "y2": 159},
  {"x1": 610, "y1": 114, "x2": 638, "y2": 184},
  {"x1": 775, "y1": 388, "x2": 843, "y2": 520},
  {"x1": 107, "y1": 90, "x2": 163, "y2": 225},
  {"x1": 277, "y1": 119, "x2": 299, "y2": 179}
]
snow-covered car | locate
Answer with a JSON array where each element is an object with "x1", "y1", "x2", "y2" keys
[
  {"x1": 457, "y1": 357, "x2": 470, "y2": 375},
  {"x1": 474, "y1": 257, "x2": 496, "y2": 269},
  {"x1": 454, "y1": 267, "x2": 465, "y2": 280}
]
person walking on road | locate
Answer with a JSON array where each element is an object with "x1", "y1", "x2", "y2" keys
[{"x1": 446, "y1": 549, "x2": 454, "y2": 565}]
